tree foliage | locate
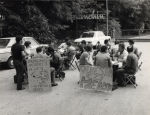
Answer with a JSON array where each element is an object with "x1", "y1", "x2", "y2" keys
[{"x1": 0, "y1": 0, "x2": 150, "y2": 41}]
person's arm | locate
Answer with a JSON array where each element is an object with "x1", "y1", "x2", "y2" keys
[
  {"x1": 114, "y1": 50, "x2": 119, "y2": 58},
  {"x1": 107, "y1": 57, "x2": 112, "y2": 67},
  {"x1": 134, "y1": 47, "x2": 139, "y2": 58},
  {"x1": 21, "y1": 46, "x2": 26, "y2": 57},
  {"x1": 24, "y1": 49, "x2": 29, "y2": 56},
  {"x1": 58, "y1": 43, "x2": 63, "y2": 49},
  {"x1": 21, "y1": 51, "x2": 26, "y2": 57},
  {"x1": 84, "y1": 53, "x2": 92, "y2": 65},
  {"x1": 94, "y1": 56, "x2": 96, "y2": 66},
  {"x1": 118, "y1": 51, "x2": 128, "y2": 62},
  {"x1": 85, "y1": 57, "x2": 92, "y2": 65},
  {"x1": 124, "y1": 55, "x2": 131, "y2": 69}
]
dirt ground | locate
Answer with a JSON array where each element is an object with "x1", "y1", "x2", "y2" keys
[{"x1": 0, "y1": 42, "x2": 150, "y2": 115}]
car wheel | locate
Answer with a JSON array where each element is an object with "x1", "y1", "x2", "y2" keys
[{"x1": 7, "y1": 57, "x2": 14, "y2": 69}]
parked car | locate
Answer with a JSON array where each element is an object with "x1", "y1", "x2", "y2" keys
[
  {"x1": 0, "y1": 37, "x2": 48, "y2": 69},
  {"x1": 74, "y1": 31, "x2": 111, "y2": 46}
]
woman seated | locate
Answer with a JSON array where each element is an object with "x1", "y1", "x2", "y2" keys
[
  {"x1": 79, "y1": 45, "x2": 93, "y2": 66},
  {"x1": 94, "y1": 45, "x2": 112, "y2": 68}
]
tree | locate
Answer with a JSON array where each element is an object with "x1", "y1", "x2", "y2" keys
[
  {"x1": 24, "y1": 5, "x2": 54, "y2": 43},
  {"x1": 0, "y1": 3, "x2": 26, "y2": 37}
]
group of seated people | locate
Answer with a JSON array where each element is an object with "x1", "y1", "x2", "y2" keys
[
  {"x1": 13, "y1": 35, "x2": 141, "y2": 90},
  {"x1": 78, "y1": 39, "x2": 141, "y2": 87},
  {"x1": 22, "y1": 39, "x2": 76, "y2": 87}
]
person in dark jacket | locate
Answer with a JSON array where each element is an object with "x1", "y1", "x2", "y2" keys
[{"x1": 11, "y1": 36, "x2": 26, "y2": 90}]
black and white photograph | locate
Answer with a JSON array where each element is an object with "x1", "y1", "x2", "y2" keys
[{"x1": 0, "y1": 0, "x2": 150, "y2": 115}]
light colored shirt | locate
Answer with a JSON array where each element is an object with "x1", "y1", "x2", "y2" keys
[
  {"x1": 115, "y1": 50, "x2": 128, "y2": 62},
  {"x1": 58, "y1": 43, "x2": 68, "y2": 54},
  {"x1": 25, "y1": 48, "x2": 32, "y2": 59},
  {"x1": 80, "y1": 52, "x2": 91, "y2": 65},
  {"x1": 58, "y1": 43, "x2": 67, "y2": 50}
]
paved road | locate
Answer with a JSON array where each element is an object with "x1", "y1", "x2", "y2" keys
[
  {"x1": 0, "y1": 42, "x2": 150, "y2": 115},
  {"x1": 129, "y1": 35, "x2": 150, "y2": 39}
]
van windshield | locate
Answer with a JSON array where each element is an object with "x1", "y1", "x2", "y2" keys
[
  {"x1": 0, "y1": 39, "x2": 10, "y2": 48},
  {"x1": 81, "y1": 32, "x2": 94, "y2": 38}
]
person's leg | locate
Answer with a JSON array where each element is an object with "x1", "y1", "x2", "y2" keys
[
  {"x1": 23, "y1": 60, "x2": 28, "y2": 84},
  {"x1": 50, "y1": 67, "x2": 58, "y2": 86},
  {"x1": 64, "y1": 58, "x2": 70, "y2": 69},
  {"x1": 113, "y1": 65, "x2": 119, "y2": 82},
  {"x1": 17, "y1": 61, "x2": 24, "y2": 90},
  {"x1": 116, "y1": 69, "x2": 126, "y2": 86},
  {"x1": 13, "y1": 60, "x2": 19, "y2": 84}
]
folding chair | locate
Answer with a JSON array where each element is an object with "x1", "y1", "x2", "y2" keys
[
  {"x1": 69, "y1": 54, "x2": 76, "y2": 70},
  {"x1": 124, "y1": 61, "x2": 143, "y2": 88},
  {"x1": 75, "y1": 60, "x2": 80, "y2": 71}
]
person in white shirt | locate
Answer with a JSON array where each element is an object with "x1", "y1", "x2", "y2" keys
[
  {"x1": 114, "y1": 43, "x2": 128, "y2": 63},
  {"x1": 58, "y1": 39, "x2": 69, "y2": 54},
  {"x1": 24, "y1": 41, "x2": 33, "y2": 59}
]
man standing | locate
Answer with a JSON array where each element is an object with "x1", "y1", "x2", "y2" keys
[{"x1": 11, "y1": 36, "x2": 26, "y2": 90}]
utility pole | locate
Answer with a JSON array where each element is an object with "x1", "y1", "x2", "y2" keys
[{"x1": 106, "y1": 0, "x2": 108, "y2": 36}]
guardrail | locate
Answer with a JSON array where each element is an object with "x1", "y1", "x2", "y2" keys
[{"x1": 116, "y1": 39, "x2": 150, "y2": 42}]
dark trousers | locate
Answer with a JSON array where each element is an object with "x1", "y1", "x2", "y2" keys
[
  {"x1": 50, "y1": 67, "x2": 56, "y2": 84},
  {"x1": 13, "y1": 60, "x2": 25, "y2": 90},
  {"x1": 115, "y1": 69, "x2": 126, "y2": 85},
  {"x1": 113, "y1": 65, "x2": 119, "y2": 82},
  {"x1": 115, "y1": 68, "x2": 135, "y2": 85}
]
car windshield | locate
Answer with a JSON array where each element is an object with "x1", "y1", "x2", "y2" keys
[
  {"x1": 81, "y1": 32, "x2": 94, "y2": 38},
  {"x1": 0, "y1": 39, "x2": 10, "y2": 48}
]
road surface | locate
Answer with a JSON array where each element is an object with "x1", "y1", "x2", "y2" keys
[{"x1": 0, "y1": 42, "x2": 150, "y2": 115}]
